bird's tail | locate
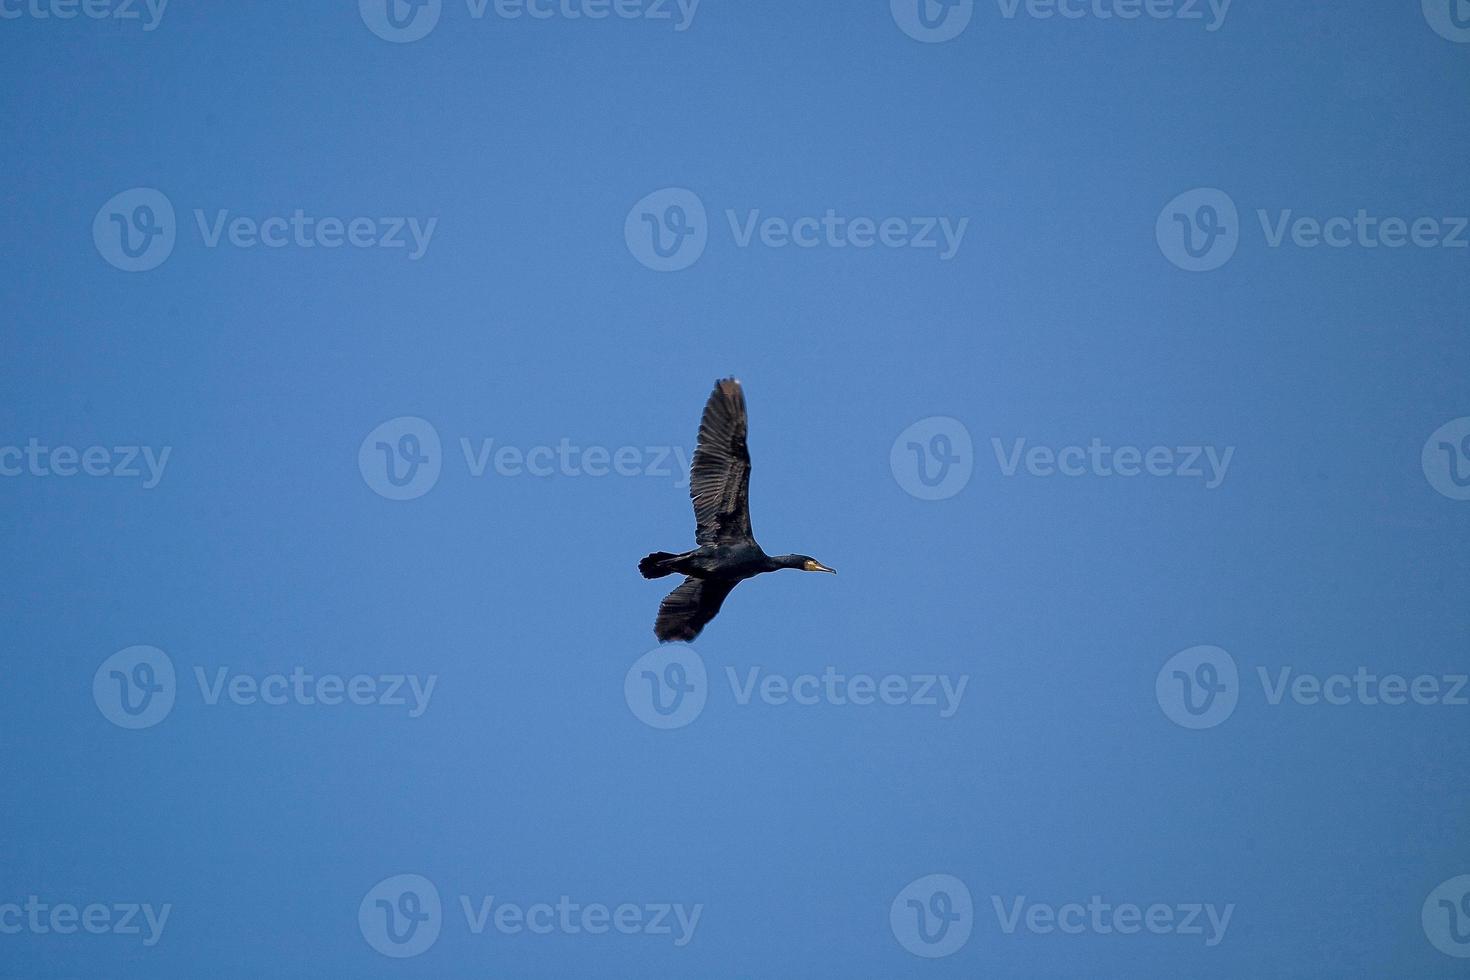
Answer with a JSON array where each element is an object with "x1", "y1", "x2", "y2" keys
[{"x1": 639, "y1": 552, "x2": 679, "y2": 579}]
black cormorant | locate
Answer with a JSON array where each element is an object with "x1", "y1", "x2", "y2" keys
[{"x1": 639, "y1": 377, "x2": 835, "y2": 642}]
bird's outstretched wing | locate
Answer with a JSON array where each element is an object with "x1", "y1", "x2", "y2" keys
[
  {"x1": 655, "y1": 576, "x2": 738, "y2": 643},
  {"x1": 689, "y1": 377, "x2": 752, "y2": 546}
]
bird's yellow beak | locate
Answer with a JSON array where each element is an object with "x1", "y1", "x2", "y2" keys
[{"x1": 803, "y1": 560, "x2": 837, "y2": 574}]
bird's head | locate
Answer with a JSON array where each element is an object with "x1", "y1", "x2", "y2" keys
[{"x1": 779, "y1": 555, "x2": 836, "y2": 574}]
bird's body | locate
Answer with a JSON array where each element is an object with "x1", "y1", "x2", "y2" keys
[
  {"x1": 647, "y1": 541, "x2": 794, "y2": 580},
  {"x1": 640, "y1": 378, "x2": 834, "y2": 642}
]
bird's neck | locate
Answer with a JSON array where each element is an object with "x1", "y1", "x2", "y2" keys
[{"x1": 771, "y1": 555, "x2": 806, "y2": 570}]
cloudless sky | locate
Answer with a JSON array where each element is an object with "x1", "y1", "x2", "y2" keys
[{"x1": 2, "y1": 1, "x2": 1469, "y2": 976}]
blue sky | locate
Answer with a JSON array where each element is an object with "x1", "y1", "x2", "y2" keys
[{"x1": 2, "y1": 1, "x2": 1469, "y2": 976}]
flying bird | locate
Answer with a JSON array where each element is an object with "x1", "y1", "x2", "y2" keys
[{"x1": 639, "y1": 377, "x2": 835, "y2": 642}]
